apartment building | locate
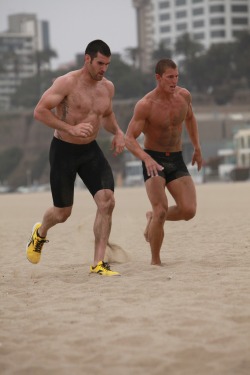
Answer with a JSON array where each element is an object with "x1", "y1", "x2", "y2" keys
[
  {"x1": 234, "y1": 129, "x2": 250, "y2": 168},
  {"x1": 0, "y1": 14, "x2": 50, "y2": 109},
  {"x1": 132, "y1": 0, "x2": 250, "y2": 72}
]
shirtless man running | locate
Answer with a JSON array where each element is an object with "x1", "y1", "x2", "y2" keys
[
  {"x1": 125, "y1": 58, "x2": 202, "y2": 266},
  {"x1": 26, "y1": 40, "x2": 125, "y2": 276}
]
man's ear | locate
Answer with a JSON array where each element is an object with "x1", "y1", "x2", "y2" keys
[
  {"x1": 155, "y1": 73, "x2": 161, "y2": 82},
  {"x1": 85, "y1": 54, "x2": 91, "y2": 64}
]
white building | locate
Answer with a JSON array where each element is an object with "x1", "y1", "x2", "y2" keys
[
  {"x1": 0, "y1": 14, "x2": 50, "y2": 109},
  {"x1": 132, "y1": 0, "x2": 250, "y2": 72},
  {"x1": 217, "y1": 128, "x2": 250, "y2": 181},
  {"x1": 234, "y1": 129, "x2": 250, "y2": 168},
  {"x1": 217, "y1": 148, "x2": 236, "y2": 181}
]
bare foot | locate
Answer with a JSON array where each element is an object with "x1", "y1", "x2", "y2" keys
[
  {"x1": 144, "y1": 211, "x2": 152, "y2": 242},
  {"x1": 151, "y1": 261, "x2": 162, "y2": 266}
]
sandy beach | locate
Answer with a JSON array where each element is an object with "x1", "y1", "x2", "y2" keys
[{"x1": 1, "y1": 182, "x2": 250, "y2": 375}]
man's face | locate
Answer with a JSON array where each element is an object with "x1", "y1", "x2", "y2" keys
[
  {"x1": 85, "y1": 52, "x2": 111, "y2": 81},
  {"x1": 157, "y1": 68, "x2": 179, "y2": 93}
]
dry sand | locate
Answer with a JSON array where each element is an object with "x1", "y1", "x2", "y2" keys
[{"x1": 1, "y1": 182, "x2": 250, "y2": 375}]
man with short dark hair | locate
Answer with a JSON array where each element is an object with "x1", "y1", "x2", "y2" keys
[{"x1": 26, "y1": 40, "x2": 125, "y2": 276}]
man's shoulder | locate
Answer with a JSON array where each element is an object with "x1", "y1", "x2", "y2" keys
[
  {"x1": 137, "y1": 91, "x2": 155, "y2": 105},
  {"x1": 54, "y1": 69, "x2": 80, "y2": 85},
  {"x1": 136, "y1": 95, "x2": 152, "y2": 109},
  {"x1": 134, "y1": 94, "x2": 154, "y2": 117},
  {"x1": 100, "y1": 77, "x2": 114, "y2": 97},
  {"x1": 102, "y1": 77, "x2": 114, "y2": 88},
  {"x1": 177, "y1": 86, "x2": 191, "y2": 98}
]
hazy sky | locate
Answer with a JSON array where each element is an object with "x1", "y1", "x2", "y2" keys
[{"x1": 0, "y1": 0, "x2": 137, "y2": 69}]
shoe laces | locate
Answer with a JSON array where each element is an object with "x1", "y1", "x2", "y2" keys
[
  {"x1": 101, "y1": 261, "x2": 111, "y2": 270},
  {"x1": 34, "y1": 237, "x2": 48, "y2": 253}
]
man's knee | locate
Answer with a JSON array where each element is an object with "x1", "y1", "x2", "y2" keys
[
  {"x1": 183, "y1": 206, "x2": 196, "y2": 221},
  {"x1": 97, "y1": 191, "x2": 115, "y2": 214},
  {"x1": 154, "y1": 206, "x2": 167, "y2": 224},
  {"x1": 55, "y1": 207, "x2": 72, "y2": 223}
]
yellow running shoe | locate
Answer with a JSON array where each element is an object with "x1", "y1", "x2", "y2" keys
[
  {"x1": 26, "y1": 223, "x2": 48, "y2": 264},
  {"x1": 90, "y1": 261, "x2": 121, "y2": 276}
]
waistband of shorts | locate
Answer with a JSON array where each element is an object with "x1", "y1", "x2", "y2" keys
[
  {"x1": 52, "y1": 136, "x2": 96, "y2": 149},
  {"x1": 144, "y1": 149, "x2": 182, "y2": 157}
]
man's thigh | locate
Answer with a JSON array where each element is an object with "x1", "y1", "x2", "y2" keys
[{"x1": 167, "y1": 176, "x2": 196, "y2": 208}]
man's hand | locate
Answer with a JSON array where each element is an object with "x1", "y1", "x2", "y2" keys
[
  {"x1": 111, "y1": 131, "x2": 125, "y2": 156},
  {"x1": 192, "y1": 148, "x2": 203, "y2": 171},
  {"x1": 68, "y1": 122, "x2": 94, "y2": 138},
  {"x1": 145, "y1": 156, "x2": 164, "y2": 177}
]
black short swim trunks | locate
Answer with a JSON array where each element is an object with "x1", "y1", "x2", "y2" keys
[
  {"x1": 49, "y1": 137, "x2": 114, "y2": 207},
  {"x1": 142, "y1": 150, "x2": 190, "y2": 183}
]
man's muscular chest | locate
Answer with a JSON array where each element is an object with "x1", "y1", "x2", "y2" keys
[
  {"x1": 67, "y1": 87, "x2": 110, "y2": 116},
  {"x1": 149, "y1": 100, "x2": 188, "y2": 128}
]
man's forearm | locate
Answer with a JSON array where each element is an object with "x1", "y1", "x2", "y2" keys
[
  {"x1": 34, "y1": 107, "x2": 71, "y2": 133},
  {"x1": 186, "y1": 119, "x2": 201, "y2": 150},
  {"x1": 125, "y1": 136, "x2": 149, "y2": 162},
  {"x1": 103, "y1": 113, "x2": 123, "y2": 135}
]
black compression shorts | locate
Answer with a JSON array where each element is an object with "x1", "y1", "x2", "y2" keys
[
  {"x1": 142, "y1": 150, "x2": 190, "y2": 184},
  {"x1": 49, "y1": 137, "x2": 114, "y2": 207}
]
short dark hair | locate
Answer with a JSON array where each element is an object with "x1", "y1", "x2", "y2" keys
[
  {"x1": 155, "y1": 59, "x2": 177, "y2": 76},
  {"x1": 85, "y1": 40, "x2": 111, "y2": 59}
]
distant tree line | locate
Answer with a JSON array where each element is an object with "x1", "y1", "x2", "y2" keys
[
  {"x1": 10, "y1": 30, "x2": 250, "y2": 108},
  {"x1": 1, "y1": 31, "x2": 250, "y2": 189}
]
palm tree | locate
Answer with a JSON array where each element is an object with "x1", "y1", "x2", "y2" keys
[
  {"x1": 35, "y1": 48, "x2": 57, "y2": 96},
  {"x1": 36, "y1": 48, "x2": 58, "y2": 71},
  {"x1": 125, "y1": 47, "x2": 141, "y2": 69},
  {"x1": 175, "y1": 33, "x2": 204, "y2": 60},
  {"x1": 152, "y1": 40, "x2": 172, "y2": 62}
]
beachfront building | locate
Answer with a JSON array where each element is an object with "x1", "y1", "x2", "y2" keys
[
  {"x1": 0, "y1": 14, "x2": 51, "y2": 110},
  {"x1": 217, "y1": 128, "x2": 250, "y2": 181},
  {"x1": 234, "y1": 129, "x2": 250, "y2": 168},
  {"x1": 217, "y1": 148, "x2": 236, "y2": 181},
  {"x1": 132, "y1": 0, "x2": 250, "y2": 72}
]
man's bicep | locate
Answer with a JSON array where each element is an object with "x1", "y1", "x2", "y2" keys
[
  {"x1": 126, "y1": 118, "x2": 144, "y2": 140},
  {"x1": 39, "y1": 76, "x2": 70, "y2": 108},
  {"x1": 38, "y1": 86, "x2": 66, "y2": 110},
  {"x1": 185, "y1": 102, "x2": 196, "y2": 123},
  {"x1": 128, "y1": 103, "x2": 147, "y2": 136}
]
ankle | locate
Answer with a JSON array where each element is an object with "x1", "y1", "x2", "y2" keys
[{"x1": 37, "y1": 229, "x2": 46, "y2": 238}]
